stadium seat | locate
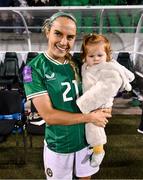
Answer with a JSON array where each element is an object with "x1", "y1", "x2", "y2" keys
[
  {"x1": 83, "y1": 16, "x2": 94, "y2": 33},
  {"x1": 103, "y1": 15, "x2": 111, "y2": 33},
  {"x1": 81, "y1": 0, "x2": 89, "y2": 5},
  {"x1": 0, "y1": 61, "x2": 4, "y2": 78},
  {"x1": 5, "y1": 52, "x2": 18, "y2": 59},
  {"x1": 4, "y1": 58, "x2": 19, "y2": 78},
  {"x1": 100, "y1": 0, "x2": 126, "y2": 5},
  {"x1": 26, "y1": 52, "x2": 39, "y2": 64},
  {"x1": 107, "y1": 12, "x2": 121, "y2": 33},
  {"x1": 26, "y1": 101, "x2": 45, "y2": 148},
  {"x1": 93, "y1": 13, "x2": 100, "y2": 33},
  {"x1": 118, "y1": 11, "x2": 134, "y2": 33},
  {"x1": 117, "y1": 52, "x2": 134, "y2": 72},
  {"x1": 117, "y1": 52, "x2": 136, "y2": 98},
  {"x1": 110, "y1": 0, "x2": 118, "y2": 5},
  {"x1": 0, "y1": 52, "x2": 21, "y2": 90},
  {"x1": 138, "y1": 102, "x2": 143, "y2": 132},
  {"x1": 134, "y1": 72, "x2": 143, "y2": 97},
  {"x1": 100, "y1": 0, "x2": 110, "y2": 5},
  {"x1": 117, "y1": 0, "x2": 127, "y2": 5},
  {"x1": 89, "y1": 0, "x2": 100, "y2": 5},
  {"x1": 64, "y1": 0, "x2": 82, "y2": 5},
  {"x1": 133, "y1": 57, "x2": 143, "y2": 98},
  {"x1": 61, "y1": 0, "x2": 70, "y2": 6},
  {"x1": 0, "y1": 89, "x2": 26, "y2": 163},
  {"x1": 73, "y1": 12, "x2": 82, "y2": 34},
  {"x1": 69, "y1": 0, "x2": 82, "y2": 5},
  {"x1": 19, "y1": 61, "x2": 26, "y2": 74},
  {"x1": 72, "y1": 52, "x2": 82, "y2": 78}
]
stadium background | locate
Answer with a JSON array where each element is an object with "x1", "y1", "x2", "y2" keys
[{"x1": 0, "y1": 1, "x2": 143, "y2": 179}]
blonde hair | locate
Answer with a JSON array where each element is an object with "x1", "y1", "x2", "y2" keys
[
  {"x1": 81, "y1": 33, "x2": 112, "y2": 62},
  {"x1": 42, "y1": 12, "x2": 79, "y2": 81},
  {"x1": 42, "y1": 11, "x2": 77, "y2": 34}
]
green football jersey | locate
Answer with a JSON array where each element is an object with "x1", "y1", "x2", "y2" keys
[{"x1": 23, "y1": 53, "x2": 87, "y2": 153}]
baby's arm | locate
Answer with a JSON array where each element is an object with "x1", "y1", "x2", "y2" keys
[{"x1": 76, "y1": 70, "x2": 122, "y2": 113}]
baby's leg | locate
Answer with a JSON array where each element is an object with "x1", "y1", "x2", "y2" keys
[{"x1": 90, "y1": 144, "x2": 105, "y2": 167}]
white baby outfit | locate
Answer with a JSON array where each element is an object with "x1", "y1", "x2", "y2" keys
[{"x1": 76, "y1": 59, "x2": 135, "y2": 147}]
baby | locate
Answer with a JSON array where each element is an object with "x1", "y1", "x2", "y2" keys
[{"x1": 76, "y1": 33, "x2": 135, "y2": 167}]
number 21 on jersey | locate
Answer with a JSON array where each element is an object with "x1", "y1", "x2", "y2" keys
[{"x1": 61, "y1": 80, "x2": 79, "y2": 102}]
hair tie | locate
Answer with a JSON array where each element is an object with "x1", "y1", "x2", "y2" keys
[{"x1": 49, "y1": 11, "x2": 77, "y2": 25}]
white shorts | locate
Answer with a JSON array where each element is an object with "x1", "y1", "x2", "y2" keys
[{"x1": 43, "y1": 140, "x2": 99, "y2": 180}]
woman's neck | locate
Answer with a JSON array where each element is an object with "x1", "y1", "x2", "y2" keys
[
  {"x1": 46, "y1": 51, "x2": 66, "y2": 64},
  {"x1": 45, "y1": 52, "x2": 67, "y2": 64}
]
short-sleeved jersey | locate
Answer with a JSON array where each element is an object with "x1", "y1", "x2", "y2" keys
[{"x1": 23, "y1": 53, "x2": 87, "y2": 153}]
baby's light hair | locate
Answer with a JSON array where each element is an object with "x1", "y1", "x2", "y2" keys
[{"x1": 81, "y1": 33, "x2": 112, "y2": 62}]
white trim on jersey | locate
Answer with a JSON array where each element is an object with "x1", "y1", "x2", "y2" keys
[
  {"x1": 44, "y1": 52, "x2": 68, "y2": 65},
  {"x1": 27, "y1": 91, "x2": 48, "y2": 100}
]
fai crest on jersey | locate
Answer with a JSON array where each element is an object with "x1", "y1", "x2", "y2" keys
[
  {"x1": 46, "y1": 168, "x2": 53, "y2": 177},
  {"x1": 45, "y1": 73, "x2": 55, "y2": 81}
]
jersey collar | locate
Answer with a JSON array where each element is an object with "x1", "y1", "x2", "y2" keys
[{"x1": 44, "y1": 52, "x2": 68, "y2": 65}]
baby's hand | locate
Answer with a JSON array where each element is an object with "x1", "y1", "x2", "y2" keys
[{"x1": 101, "y1": 108, "x2": 112, "y2": 115}]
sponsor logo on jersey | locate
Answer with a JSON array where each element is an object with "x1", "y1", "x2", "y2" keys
[
  {"x1": 45, "y1": 73, "x2": 56, "y2": 81},
  {"x1": 23, "y1": 66, "x2": 32, "y2": 82}
]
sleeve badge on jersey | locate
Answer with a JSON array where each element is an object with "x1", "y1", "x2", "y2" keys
[{"x1": 23, "y1": 66, "x2": 32, "y2": 83}]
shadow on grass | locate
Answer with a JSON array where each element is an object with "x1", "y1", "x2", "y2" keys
[
  {"x1": 106, "y1": 114, "x2": 141, "y2": 135},
  {"x1": 106, "y1": 123, "x2": 138, "y2": 135}
]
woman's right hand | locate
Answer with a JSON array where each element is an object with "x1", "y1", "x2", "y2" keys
[{"x1": 86, "y1": 109, "x2": 112, "y2": 128}]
